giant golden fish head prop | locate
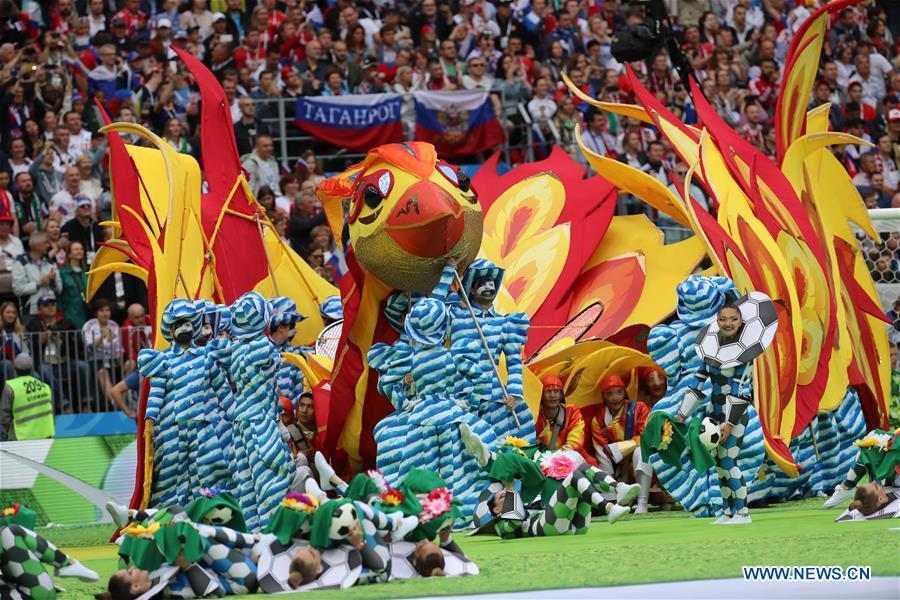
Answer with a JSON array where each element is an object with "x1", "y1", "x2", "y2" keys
[{"x1": 320, "y1": 142, "x2": 483, "y2": 291}]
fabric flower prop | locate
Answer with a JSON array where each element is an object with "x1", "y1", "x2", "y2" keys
[
  {"x1": 658, "y1": 420, "x2": 674, "y2": 450},
  {"x1": 282, "y1": 493, "x2": 319, "y2": 513},
  {"x1": 1, "y1": 503, "x2": 20, "y2": 518},
  {"x1": 419, "y1": 487, "x2": 453, "y2": 524},
  {"x1": 380, "y1": 489, "x2": 405, "y2": 506},
  {"x1": 367, "y1": 470, "x2": 390, "y2": 494},
  {"x1": 539, "y1": 453, "x2": 577, "y2": 480},
  {"x1": 198, "y1": 487, "x2": 221, "y2": 499},
  {"x1": 855, "y1": 431, "x2": 892, "y2": 449},
  {"x1": 504, "y1": 436, "x2": 529, "y2": 448},
  {"x1": 123, "y1": 521, "x2": 161, "y2": 538}
]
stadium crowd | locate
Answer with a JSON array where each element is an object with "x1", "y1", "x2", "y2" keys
[{"x1": 0, "y1": 0, "x2": 896, "y2": 418}]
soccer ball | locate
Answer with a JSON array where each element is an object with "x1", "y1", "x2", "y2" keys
[
  {"x1": 698, "y1": 416, "x2": 722, "y2": 450},
  {"x1": 203, "y1": 505, "x2": 233, "y2": 525},
  {"x1": 329, "y1": 503, "x2": 359, "y2": 540},
  {"x1": 695, "y1": 291, "x2": 778, "y2": 369},
  {"x1": 471, "y1": 482, "x2": 505, "y2": 533}
]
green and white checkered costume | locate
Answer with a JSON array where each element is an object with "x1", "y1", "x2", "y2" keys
[
  {"x1": 0, "y1": 524, "x2": 69, "y2": 600},
  {"x1": 496, "y1": 463, "x2": 615, "y2": 539}
]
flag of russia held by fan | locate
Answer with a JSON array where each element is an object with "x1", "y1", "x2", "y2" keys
[
  {"x1": 414, "y1": 89, "x2": 506, "y2": 157},
  {"x1": 294, "y1": 94, "x2": 403, "y2": 152}
]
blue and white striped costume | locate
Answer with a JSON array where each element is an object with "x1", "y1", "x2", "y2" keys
[
  {"x1": 140, "y1": 300, "x2": 233, "y2": 508},
  {"x1": 267, "y1": 297, "x2": 307, "y2": 410},
  {"x1": 645, "y1": 276, "x2": 765, "y2": 517},
  {"x1": 319, "y1": 295, "x2": 343, "y2": 324},
  {"x1": 226, "y1": 293, "x2": 294, "y2": 530},
  {"x1": 431, "y1": 261, "x2": 534, "y2": 442},
  {"x1": 749, "y1": 388, "x2": 867, "y2": 502},
  {"x1": 369, "y1": 298, "x2": 498, "y2": 518}
]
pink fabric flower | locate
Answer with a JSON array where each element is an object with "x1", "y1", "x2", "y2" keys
[
  {"x1": 419, "y1": 487, "x2": 453, "y2": 523},
  {"x1": 540, "y1": 453, "x2": 577, "y2": 480}
]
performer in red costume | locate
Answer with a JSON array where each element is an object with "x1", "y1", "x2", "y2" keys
[
  {"x1": 534, "y1": 375, "x2": 595, "y2": 465},
  {"x1": 589, "y1": 375, "x2": 653, "y2": 513}
]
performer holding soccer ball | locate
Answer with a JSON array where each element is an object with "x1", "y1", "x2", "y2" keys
[{"x1": 678, "y1": 293, "x2": 778, "y2": 525}]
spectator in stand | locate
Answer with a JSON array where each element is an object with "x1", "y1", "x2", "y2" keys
[
  {"x1": 120, "y1": 303, "x2": 150, "y2": 376},
  {"x1": 61, "y1": 197, "x2": 102, "y2": 258},
  {"x1": 82, "y1": 298, "x2": 123, "y2": 404},
  {"x1": 58, "y1": 240, "x2": 88, "y2": 329},
  {"x1": 641, "y1": 141, "x2": 671, "y2": 187},
  {"x1": 48, "y1": 167, "x2": 83, "y2": 226},
  {"x1": 42, "y1": 218, "x2": 69, "y2": 269},
  {"x1": 310, "y1": 224, "x2": 346, "y2": 279},
  {"x1": 581, "y1": 108, "x2": 617, "y2": 159},
  {"x1": 7, "y1": 139, "x2": 33, "y2": 179},
  {"x1": 11, "y1": 233, "x2": 62, "y2": 317},
  {"x1": 233, "y1": 96, "x2": 270, "y2": 157},
  {"x1": 241, "y1": 134, "x2": 280, "y2": 197},
  {"x1": 462, "y1": 56, "x2": 494, "y2": 91},
  {"x1": 0, "y1": 212, "x2": 24, "y2": 267},
  {"x1": 25, "y1": 291, "x2": 88, "y2": 411},
  {"x1": 355, "y1": 55, "x2": 388, "y2": 94},
  {"x1": 289, "y1": 191, "x2": 326, "y2": 258},
  {"x1": 0, "y1": 301, "x2": 27, "y2": 379}
]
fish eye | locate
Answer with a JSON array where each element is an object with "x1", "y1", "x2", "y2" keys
[
  {"x1": 457, "y1": 169, "x2": 471, "y2": 192},
  {"x1": 364, "y1": 185, "x2": 381, "y2": 209}
]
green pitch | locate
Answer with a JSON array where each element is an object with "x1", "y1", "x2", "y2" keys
[{"x1": 46, "y1": 499, "x2": 900, "y2": 599}]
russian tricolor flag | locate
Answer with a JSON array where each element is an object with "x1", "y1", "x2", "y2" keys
[
  {"x1": 294, "y1": 94, "x2": 403, "y2": 152},
  {"x1": 414, "y1": 90, "x2": 506, "y2": 157}
]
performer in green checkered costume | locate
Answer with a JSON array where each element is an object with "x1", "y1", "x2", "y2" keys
[
  {"x1": 479, "y1": 451, "x2": 637, "y2": 539},
  {"x1": 0, "y1": 517, "x2": 98, "y2": 600}
]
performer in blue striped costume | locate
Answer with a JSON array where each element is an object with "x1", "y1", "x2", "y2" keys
[
  {"x1": 227, "y1": 292, "x2": 295, "y2": 530},
  {"x1": 431, "y1": 260, "x2": 534, "y2": 442},
  {"x1": 644, "y1": 276, "x2": 765, "y2": 518},
  {"x1": 140, "y1": 299, "x2": 232, "y2": 508},
  {"x1": 268, "y1": 297, "x2": 307, "y2": 412},
  {"x1": 368, "y1": 298, "x2": 498, "y2": 518},
  {"x1": 319, "y1": 295, "x2": 343, "y2": 326},
  {"x1": 197, "y1": 301, "x2": 236, "y2": 490}
]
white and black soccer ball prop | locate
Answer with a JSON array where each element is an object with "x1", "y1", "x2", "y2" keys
[
  {"x1": 697, "y1": 416, "x2": 722, "y2": 450},
  {"x1": 469, "y1": 482, "x2": 505, "y2": 535},
  {"x1": 329, "y1": 503, "x2": 358, "y2": 540},
  {"x1": 695, "y1": 291, "x2": 778, "y2": 370}
]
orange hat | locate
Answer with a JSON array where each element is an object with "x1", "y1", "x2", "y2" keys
[
  {"x1": 541, "y1": 375, "x2": 564, "y2": 391},
  {"x1": 599, "y1": 375, "x2": 626, "y2": 393},
  {"x1": 280, "y1": 396, "x2": 293, "y2": 412},
  {"x1": 638, "y1": 367, "x2": 663, "y2": 381}
]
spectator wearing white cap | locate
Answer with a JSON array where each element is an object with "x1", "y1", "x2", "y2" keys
[
  {"x1": 11, "y1": 233, "x2": 62, "y2": 316},
  {"x1": 61, "y1": 197, "x2": 103, "y2": 259}
]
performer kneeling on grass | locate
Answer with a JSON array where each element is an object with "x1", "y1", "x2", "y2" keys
[
  {"x1": 589, "y1": 375, "x2": 653, "y2": 513},
  {"x1": 535, "y1": 375, "x2": 594, "y2": 465}
]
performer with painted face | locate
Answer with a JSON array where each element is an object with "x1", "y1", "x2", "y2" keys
[
  {"x1": 432, "y1": 259, "x2": 534, "y2": 441},
  {"x1": 139, "y1": 299, "x2": 232, "y2": 507},
  {"x1": 226, "y1": 292, "x2": 295, "y2": 530},
  {"x1": 368, "y1": 298, "x2": 498, "y2": 518},
  {"x1": 678, "y1": 295, "x2": 777, "y2": 525}
]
